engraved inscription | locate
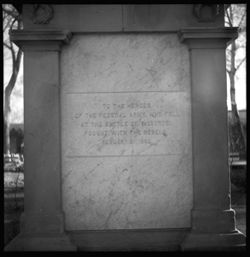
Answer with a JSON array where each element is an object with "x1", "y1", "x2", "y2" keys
[
  {"x1": 78, "y1": 101, "x2": 176, "y2": 146},
  {"x1": 63, "y1": 92, "x2": 190, "y2": 156}
]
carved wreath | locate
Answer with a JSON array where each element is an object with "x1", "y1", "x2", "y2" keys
[
  {"x1": 32, "y1": 4, "x2": 54, "y2": 24},
  {"x1": 193, "y1": 4, "x2": 220, "y2": 22}
]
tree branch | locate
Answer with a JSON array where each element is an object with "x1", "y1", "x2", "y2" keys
[
  {"x1": 2, "y1": 5, "x2": 19, "y2": 18},
  {"x1": 5, "y1": 48, "x2": 22, "y2": 99},
  {"x1": 226, "y1": 8, "x2": 233, "y2": 27},
  {"x1": 9, "y1": 16, "x2": 18, "y2": 31},
  {"x1": 238, "y1": 27, "x2": 246, "y2": 33},
  {"x1": 236, "y1": 57, "x2": 246, "y2": 71},
  {"x1": 226, "y1": 48, "x2": 231, "y2": 54},
  {"x1": 3, "y1": 16, "x2": 13, "y2": 32},
  {"x1": 3, "y1": 41, "x2": 12, "y2": 51},
  {"x1": 14, "y1": 48, "x2": 22, "y2": 73},
  {"x1": 3, "y1": 5, "x2": 23, "y2": 99},
  {"x1": 10, "y1": 45, "x2": 16, "y2": 75},
  {"x1": 8, "y1": 16, "x2": 18, "y2": 70},
  {"x1": 238, "y1": 10, "x2": 246, "y2": 28}
]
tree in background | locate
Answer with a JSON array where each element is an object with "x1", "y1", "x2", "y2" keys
[
  {"x1": 225, "y1": 4, "x2": 246, "y2": 156},
  {"x1": 3, "y1": 4, "x2": 23, "y2": 154}
]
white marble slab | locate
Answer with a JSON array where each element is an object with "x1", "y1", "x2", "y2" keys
[
  {"x1": 61, "y1": 34, "x2": 190, "y2": 93},
  {"x1": 61, "y1": 34, "x2": 193, "y2": 230},
  {"x1": 62, "y1": 155, "x2": 192, "y2": 230}
]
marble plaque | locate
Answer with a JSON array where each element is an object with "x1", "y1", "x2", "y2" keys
[
  {"x1": 61, "y1": 34, "x2": 193, "y2": 230},
  {"x1": 63, "y1": 92, "x2": 190, "y2": 157}
]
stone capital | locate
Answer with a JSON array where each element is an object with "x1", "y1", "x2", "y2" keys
[
  {"x1": 10, "y1": 30, "x2": 72, "y2": 51},
  {"x1": 178, "y1": 27, "x2": 238, "y2": 49}
]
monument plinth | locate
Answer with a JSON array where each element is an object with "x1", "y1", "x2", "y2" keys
[{"x1": 6, "y1": 4, "x2": 245, "y2": 251}]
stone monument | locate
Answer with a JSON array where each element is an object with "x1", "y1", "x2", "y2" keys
[{"x1": 6, "y1": 4, "x2": 245, "y2": 251}]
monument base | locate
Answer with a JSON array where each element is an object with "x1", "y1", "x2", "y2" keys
[
  {"x1": 69, "y1": 228, "x2": 189, "y2": 251},
  {"x1": 4, "y1": 232, "x2": 77, "y2": 251},
  {"x1": 181, "y1": 230, "x2": 246, "y2": 251}
]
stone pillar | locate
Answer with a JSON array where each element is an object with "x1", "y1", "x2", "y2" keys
[
  {"x1": 178, "y1": 28, "x2": 245, "y2": 250},
  {"x1": 5, "y1": 30, "x2": 76, "y2": 251}
]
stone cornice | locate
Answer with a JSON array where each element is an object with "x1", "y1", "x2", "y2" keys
[
  {"x1": 10, "y1": 30, "x2": 72, "y2": 51},
  {"x1": 178, "y1": 27, "x2": 238, "y2": 49},
  {"x1": 178, "y1": 27, "x2": 238, "y2": 46}
]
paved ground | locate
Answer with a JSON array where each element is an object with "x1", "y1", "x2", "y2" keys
[{"x1": 233, "y1": 205, "x2": 246, "y2": 236}]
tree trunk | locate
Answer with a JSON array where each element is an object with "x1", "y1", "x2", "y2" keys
[
  {"x1": 4, "y1": 47, "x2": 22, "y2": 155},
  {"x1": 4, "y1": 90, "x2": 11, "y2": 154},
  {"x1": 229, "y1": 40, "x2": 246, "y2": 155},
  {"x1": 3, "y1": 8, "x2": 23, "y2": 156}
]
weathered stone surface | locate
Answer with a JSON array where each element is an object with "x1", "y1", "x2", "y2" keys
[
  {"x1": 61, "y1": 34, "x2": 189, "y2": 93},
  {"x1": 23, "y1": 5, "x2": 123, "y2": 32},
  {"x1": 62, "y1": 156, "x2": 192, "y2": 230},
  {"x1": 61, "y1": 34, "x2": 192, "y2": 230},
  {"x1": 22, "y1": 5, "x2": 225, "y2": 32}
]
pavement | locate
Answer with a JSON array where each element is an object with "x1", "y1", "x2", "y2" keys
[{"x1": 233, "y1": 205, "x2": 246, "y2": 236}]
